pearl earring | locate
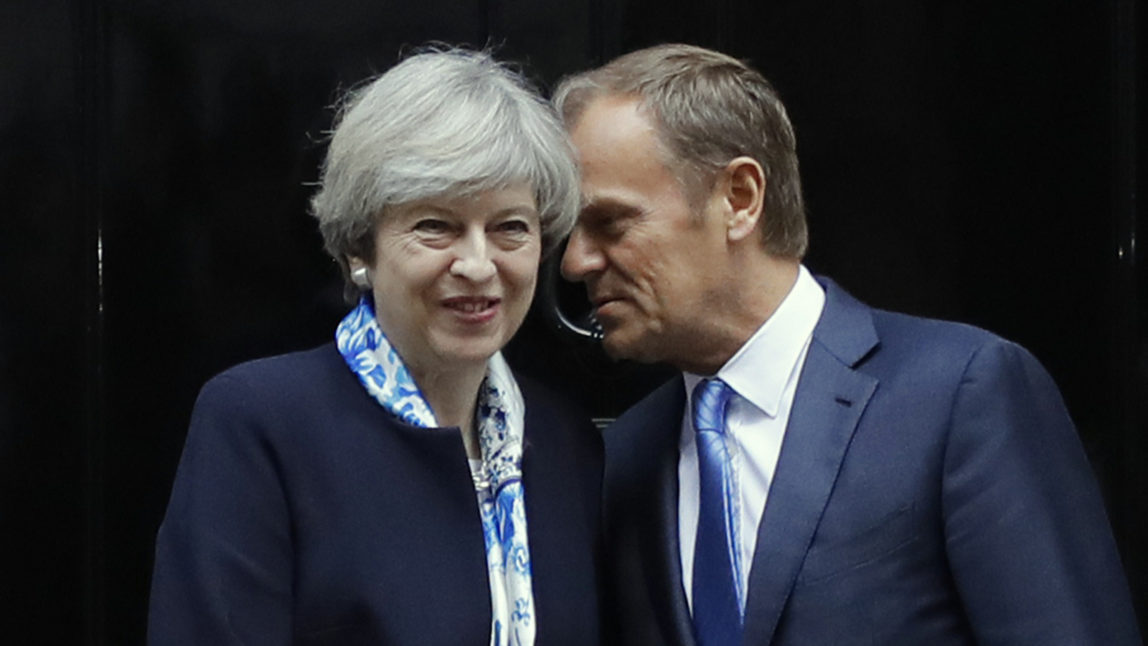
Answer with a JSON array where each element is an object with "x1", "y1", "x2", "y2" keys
[{"x1": 351, "y1": 266, "x2": 371, "y2": 289}]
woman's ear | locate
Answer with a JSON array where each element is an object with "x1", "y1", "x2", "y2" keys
[{"x1": 721, "y1": 156, "x2": 765, "y2": 243}]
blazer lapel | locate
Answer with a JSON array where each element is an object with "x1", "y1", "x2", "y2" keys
[{"x1": 741, "y1": 279, "x2": 880, "y2": 645}]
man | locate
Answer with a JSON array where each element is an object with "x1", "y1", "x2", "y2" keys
[{"x1": 555, "y1": 44, "x2": 1140, "y2": 645}]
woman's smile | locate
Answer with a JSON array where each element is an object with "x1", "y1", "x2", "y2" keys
[
  {"x1": 442, "y1": 296, "x2": 501, "y2": 323},
  {"x1": 365, "y1": 183, "x2": 541, "y2": 374}
]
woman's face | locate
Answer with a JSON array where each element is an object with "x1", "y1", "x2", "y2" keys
[{"x1": 364, "y1": 183, "x2": 541, "y2": 377}]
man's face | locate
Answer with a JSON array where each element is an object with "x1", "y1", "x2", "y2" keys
[{"x1": 561, "y1": 96, "x2": 730, "y2": 367}]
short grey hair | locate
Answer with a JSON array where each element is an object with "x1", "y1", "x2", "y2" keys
[
  {"x1": 311, "y1": 47, "x2": 580, "y2": 297},
  {"x1": 553, "y1": 43, "x2": 807, "y2": 259}
]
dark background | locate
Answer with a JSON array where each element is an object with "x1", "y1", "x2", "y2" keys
[{"x1": 1, "y1": 0, "x2": 1143, "y2": 643}]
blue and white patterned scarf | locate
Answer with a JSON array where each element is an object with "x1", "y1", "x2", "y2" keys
[{"x1": 336, "y1": 296, "x2": 536, "y2": 646}]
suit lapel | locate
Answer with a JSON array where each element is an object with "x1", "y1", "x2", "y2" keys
[
  {"x1": 741, "y1": 279, "x2": 880, "y2": 645},
  {"x1": 638, "y1": 380, "x2": 697, "y2": 646}
]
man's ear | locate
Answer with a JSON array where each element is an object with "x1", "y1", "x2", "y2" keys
[{"x1": 720, "y1": 156, "x2": 765, "y2": 243}]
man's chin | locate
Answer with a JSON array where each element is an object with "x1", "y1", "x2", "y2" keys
[
  {"x1": 601, "y1": 330, "x2": 658, "y2": 364},
  {"x1": 599, "y1": 330, "x2": 629, "y2": 361},
  {"x1": 600, "y1": 338, "x2": 627, "y2": 361}
]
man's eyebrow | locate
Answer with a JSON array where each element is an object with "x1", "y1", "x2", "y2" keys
[{"x1": 581, "y1": 197, "x2": 641, "y2": 217}]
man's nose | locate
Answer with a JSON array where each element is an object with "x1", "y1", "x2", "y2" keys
[{"x1": 561, "y1": 227, "x2": 605, "y2": 282}]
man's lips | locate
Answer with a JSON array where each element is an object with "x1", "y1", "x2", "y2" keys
[
  {"x1": 590, "y1": 292, "x2": 622, "y2": 308},
  {"x1": 590, "y1": 295, "x2": 625, "y2": 319}
]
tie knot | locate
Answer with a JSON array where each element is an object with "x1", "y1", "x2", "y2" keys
[{"x1": 692, "y1": 378, "x2": 733, "y2": 435}]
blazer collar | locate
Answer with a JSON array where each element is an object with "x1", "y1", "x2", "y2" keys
[
  {"x1": 741, "y1": 277, "x2": 880, "y2": 645},
  {"x1": 808, "y1": 276, "x2": 880, "y2": 368},
  {"x1": 632, "y1": 278, "x2": 881, "y2": 646}
]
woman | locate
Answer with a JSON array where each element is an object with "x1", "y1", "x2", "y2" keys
[{"x1": 148, "y1": 49, "x2": 601, "y2": 645}]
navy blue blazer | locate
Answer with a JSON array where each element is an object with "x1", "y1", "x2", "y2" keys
[
  {"x1": 603, "y1": 279, "x2": 1140, "y2": 645},
  {"x1": 149, "y1": 343, "x2": 603, "y2": 645}
]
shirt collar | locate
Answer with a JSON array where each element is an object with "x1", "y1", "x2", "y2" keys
[{"x1": 684, "y1": 265, "x2": 826, "y2": 418}]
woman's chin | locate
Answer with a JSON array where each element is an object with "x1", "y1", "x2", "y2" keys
[{"x1": 426, "y1": 335, "x2": 507, "y2": 367}]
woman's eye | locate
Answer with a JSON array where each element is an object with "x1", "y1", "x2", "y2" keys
[
  {"x1": 495, "y1": 219, "x2": 531, "y2": 234},
  {"x1": 414, "y1": 219, "x2": 450, "y2": 234}
]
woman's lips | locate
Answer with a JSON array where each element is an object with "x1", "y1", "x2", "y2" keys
[{"x1": 442, "y1": 296, "x2": 500, "y2": 324}]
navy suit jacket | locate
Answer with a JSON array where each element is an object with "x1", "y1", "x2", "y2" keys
[
  {"x1": 603, "y1": 279, "x2": 1140, "y2": 645},
  {"x1": 149, "y1": 343, "x2": 603, "y2": 645}
]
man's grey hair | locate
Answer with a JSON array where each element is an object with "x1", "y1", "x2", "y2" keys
[
  {"x1": 553, "y1": 43, "x2": 807, "y2": 259},
  {"x1": 311, "y1": 47, "x2": 580, "y2": 298}
]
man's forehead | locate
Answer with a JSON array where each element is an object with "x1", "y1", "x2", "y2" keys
[{"x1": 570, "y1": 95, "x2": 653, "y2": 144}]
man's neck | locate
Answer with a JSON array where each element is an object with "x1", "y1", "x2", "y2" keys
[{"x1": 678, "y1": 256, "x2": 801, "y2": 375}]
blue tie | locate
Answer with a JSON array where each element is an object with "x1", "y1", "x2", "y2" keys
[{"x1": 691, "y1": 378, "x2": 743, "y2": 646}]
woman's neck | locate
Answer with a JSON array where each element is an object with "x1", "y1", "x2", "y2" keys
[{"x1": 414, "y1": 361, "x2": 487, "y2": 459}]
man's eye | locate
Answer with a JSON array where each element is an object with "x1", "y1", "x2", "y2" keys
[{"x1": 582, "y1": 209, "x2": 631, "y2": 239}]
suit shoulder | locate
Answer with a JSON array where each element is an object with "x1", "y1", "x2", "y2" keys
[
  {"x1": 871, "y1": 307, "x2": 998, "y2": 348},
  {"x1": 604, "y1": 377, "x2": 683, "y2": 463},
  {"x1": 517, "y1": 372, "x2": 591, "y2": 422},
  {"x1": 869, "y1": 308, "x2": 1037, "y2": 363},
  {"x1": 863, "y1": 308, "x2": 1058, "y2": 398},
  {"x1": 820, "y1": 276, "x2": 1020, "y2": 359},
  {"x1": 517, "y1": 373, "x2": 602, "y2": 454},
  {"x1": 201, "y1": 343, "x2": 343, "y2": 399},
  {"x1": 192, "y1": 342, "x2": 352, "y2": 430},
  {"x1": 207, "y1": 342, "x2": 342, "y2": 383}
]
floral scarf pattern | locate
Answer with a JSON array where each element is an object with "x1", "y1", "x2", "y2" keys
[{"x1": 336, "y1": 296, "x2": 536, "y2": 646}]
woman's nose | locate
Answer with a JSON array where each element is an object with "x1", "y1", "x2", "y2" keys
[{"x1": 449, "y1": 233, "x2": 496, "y2": 282}]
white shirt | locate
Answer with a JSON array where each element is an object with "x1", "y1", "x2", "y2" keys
[{"x1": 678, "y1": 265, "x2": 826, "y2": 611}]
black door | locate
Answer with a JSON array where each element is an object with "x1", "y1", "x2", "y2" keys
[{"x1": 1, "y1": 1, "x2": 1142, "y2": 642}]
